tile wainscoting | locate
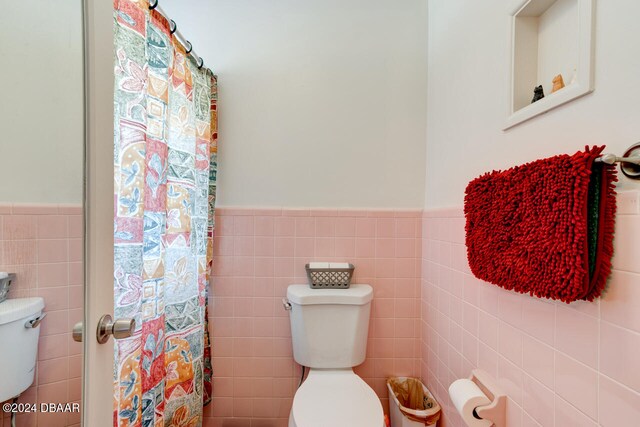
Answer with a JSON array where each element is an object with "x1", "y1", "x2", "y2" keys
[
  {"x1": 0, "y1": 203, "x2": 83, "y2": 427},
  {"x1": 204, "y1": 207, "x2": 423, "y2": 426},
  {"x1": 3, "y1": 201, "x2": 636, "y2": 427},
  {"x1": 420, "y1": 201, "x2": 640, "y2": 427}
]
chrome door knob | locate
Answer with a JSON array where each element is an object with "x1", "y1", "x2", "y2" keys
[
  {"x1": 96, "y1": 314, "x2": 135, "y2": 344},
  {"x1": 72, "y1": 321, "x2": 83, "y2": 342}
]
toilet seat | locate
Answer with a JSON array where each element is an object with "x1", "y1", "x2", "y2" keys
[{"x1": 290, "y1": 369, "x2": 384, "y2": 427}]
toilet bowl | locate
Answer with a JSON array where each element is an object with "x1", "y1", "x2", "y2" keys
[
  {"x1": 0, "y1": 297, "x2": 45, "y2": 402},
  {"x1": 288, "y1": 369, "x2": 384, "y2": 427},
  {"x1": 286, "y1": 284, "x2": 384, "y2": 427}
]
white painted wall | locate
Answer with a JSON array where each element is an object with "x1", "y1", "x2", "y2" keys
[
  {"x1": 0, "y1": 0, "x2": 84, "y2": 203},
  {"x1": 162, "y1": 0, "x2": 428, "y2": 208},
  {"x1": 426, "y1": 0, "x2": 640, "y2": 209}
]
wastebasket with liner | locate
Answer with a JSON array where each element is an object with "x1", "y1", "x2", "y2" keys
[{"x1": 387, "y1": 377, "x2": 441, "y2": 426}]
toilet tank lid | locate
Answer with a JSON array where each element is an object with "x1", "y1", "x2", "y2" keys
[
  {"x1": 287, "y1": 284, "x2": 373, "y2": 305},
  {"x1": 0, "y1": 297, "x2": 45, "y2": 325}
]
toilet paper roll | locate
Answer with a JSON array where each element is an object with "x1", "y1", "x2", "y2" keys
[
  {"x1": 0, "y1": 272, "x2": 7, "y2": 279},
  {"x1": 448, "y1": 379, "x2": 493, "y2": 427}
]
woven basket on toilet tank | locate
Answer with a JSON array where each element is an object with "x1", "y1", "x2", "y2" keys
[{"x1": 305, "y1": 264, "x2": 354, "y2": 289}]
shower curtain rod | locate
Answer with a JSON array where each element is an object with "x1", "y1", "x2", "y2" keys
[{"x1": 149, "y1": 0, "x2": 206, "y2": 69}]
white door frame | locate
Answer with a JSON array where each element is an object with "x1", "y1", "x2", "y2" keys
[{"x1": 82, "y1": 0, "x2": 114, "y2": 425}]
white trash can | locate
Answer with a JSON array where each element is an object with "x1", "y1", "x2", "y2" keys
[{"x1": 387, "y1": 377, "x2": 441, "y2": 427}]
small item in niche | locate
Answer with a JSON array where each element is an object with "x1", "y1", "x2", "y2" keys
[
  {"x1": 551, "y1": 74, "x2": 565, "y2": 93},
  {"x1": 570, "y1": 69, "x2": 578, "y2": 85},
  {"x1": 531, "y1": 85, "x2": 545, "y2": 103}
]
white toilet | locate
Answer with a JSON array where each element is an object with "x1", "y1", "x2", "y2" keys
[
  {"x1": 286, "y1": 284, "x2": 384, "y2": 427},
  {"x1": 0, "y1": 297, "x2": 46, "y2": 402}
]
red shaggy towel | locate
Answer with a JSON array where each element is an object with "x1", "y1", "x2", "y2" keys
[{"x1": 464, "y1": 146, "x2": 617, "y2": 303}]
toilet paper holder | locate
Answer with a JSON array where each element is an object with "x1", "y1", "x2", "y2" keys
[{"x1": 469, "y1": 369, "x2": 506, "y2": 427}]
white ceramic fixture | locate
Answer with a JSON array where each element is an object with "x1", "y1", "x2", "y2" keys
[
  {"x1": 0, "y1": 297, "x2": 45, "y2": 402},
  {"x1": 286, "y1": 284, "x2": 384, "y2": 427}
]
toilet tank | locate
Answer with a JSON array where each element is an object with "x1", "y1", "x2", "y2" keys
[
  {"x1": 0, "y1": 297, "x2": 45, "y2": 402},
  {"x1": 286, "y1": 284, "x2": 373, "y2": 368}
]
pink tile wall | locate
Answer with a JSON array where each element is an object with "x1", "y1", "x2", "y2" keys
[
  {"x1": 204, "y1": 208, "x2": 423, "y2": 427},
  {"x1": 0, "y1": 203, "x2": 83, "y2": 427},
  {"x1": 420, "y1": 197, "x2": 640, "y2": 427},
  {"x1": 7, "y1": 200, "x2": 633, "y2": 426}
]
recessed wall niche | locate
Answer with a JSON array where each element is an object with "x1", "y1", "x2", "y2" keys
[{"x1": 504, "y1": 0, "x2": 595, "y2": 130}]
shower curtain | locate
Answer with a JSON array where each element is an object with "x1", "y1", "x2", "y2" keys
[{"x1": 113, "y1": 1, "x2": 217, "y2": 426}]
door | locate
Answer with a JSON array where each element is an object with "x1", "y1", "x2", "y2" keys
[{"x1": 83, "y1": 0, "x2": 115, "y2": 425}]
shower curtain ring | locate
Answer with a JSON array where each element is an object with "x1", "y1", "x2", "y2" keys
[
  {"x1": 197, "y1": 57, "x2": 204, "y2": 69},
  {"x1": 149, "y1": 0, "x2": 158, "y2": 10},
  {"x1": 185, "y1": 41, "x2": 193, "y2": 54},
  {"x1": 170, "y1": 19, "x2": 177, "y2": 35}
]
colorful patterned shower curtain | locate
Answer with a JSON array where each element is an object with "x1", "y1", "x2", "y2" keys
[{"x1": 113, "y1": 1, "x2": 217, "y2": 426}]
